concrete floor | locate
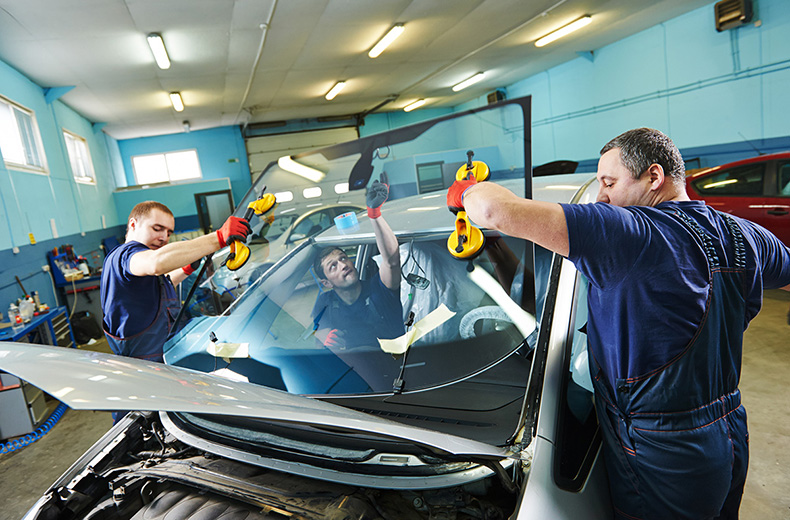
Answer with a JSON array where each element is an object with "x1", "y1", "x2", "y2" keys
[{"x1": 0, "y1": 290, "x2": 788, "y2": 520}]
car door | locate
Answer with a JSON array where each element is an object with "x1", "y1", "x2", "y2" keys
[
  {"x1": 689, "y1": 162, "x2": 768, "y2": 225},
  {"x1": 766, "y1": 159, "x2": 790, "y2": 245}
]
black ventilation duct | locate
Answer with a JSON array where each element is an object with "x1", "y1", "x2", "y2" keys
[{"x1": 714, "y1": 0, "x2": 753, "y2": 32}]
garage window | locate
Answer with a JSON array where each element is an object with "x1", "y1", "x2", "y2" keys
[
  {"x1": 416, "y1": 161, "x2": 445, "y2": 193},
  {"x1": 63, "y1": 130, "x2": 95, "y2": 184},
  {"x1": 692, "y1": 163, "x2": 764, "y2": 196},
  {"x1": 132, "y1": 150, "x2": 201, "y2": 185},
  {"x1": 0, "y1": 95, "x2": 48, "y2": 173}
]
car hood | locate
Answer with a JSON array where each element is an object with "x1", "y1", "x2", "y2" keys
[{"x1": 0, "y1": 342, "x2": 510, "y2": 459}]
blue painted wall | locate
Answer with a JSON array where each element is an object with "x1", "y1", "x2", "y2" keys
[
  {"x1": 364, "y1": 0, "x2": 790, "y2": 171},
  {"x1": 116, "y1": 126, "x2": 252, "y2": 215},
  {"x1": 0, "y1": 59, "x2": 124, "y2": 316}
]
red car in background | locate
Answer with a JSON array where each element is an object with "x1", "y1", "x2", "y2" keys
[{"x1": 686, "y1": 152, "x2": 790, "y2": 246}]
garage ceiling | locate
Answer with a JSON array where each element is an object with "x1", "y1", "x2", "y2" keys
[{"x1": 0, "y1": 0, "x2": 712, "y2": 140}]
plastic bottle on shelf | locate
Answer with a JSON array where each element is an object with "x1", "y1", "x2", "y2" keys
[
  {"x1": 18, "y1": 299, "x2": 34, "y2": 322},
  {"x1": 8, "y1": 303, "x2": 23, "y2": 331}
]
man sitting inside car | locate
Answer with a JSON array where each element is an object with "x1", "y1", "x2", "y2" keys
[{"x1": 311, "y1": 180, "x2": 404, "y2": 350}]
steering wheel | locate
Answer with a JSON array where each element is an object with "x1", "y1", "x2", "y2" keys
[{"x1": 459, "y1": 306, "x2": 515, "y2": 339}]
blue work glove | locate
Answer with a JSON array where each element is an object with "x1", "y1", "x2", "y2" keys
[{"x1": 366, "y1": 180, "x2": 389, "y2": 219}]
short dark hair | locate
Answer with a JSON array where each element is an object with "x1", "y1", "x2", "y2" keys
[
  {"x1": 127, "y1": 201, "x2": 173, "y2": 235},
  {"x1": 313, "y1": 247, "x2": 344, "y2": 279},
  {"x1": 600, "y1": 128, "x2": 685, "y2": 187}
]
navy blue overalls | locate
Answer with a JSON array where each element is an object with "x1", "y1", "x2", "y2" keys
[
  {"x1": 103, "y1": 275, "x2": 182, "y2": 422},
  {"x1": 591, "y1": 209, "x2": 749, "y2": 520}
]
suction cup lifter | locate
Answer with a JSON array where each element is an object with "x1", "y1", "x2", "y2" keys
[
  {"x1": 224, "y1": 187, "x2": 278, "y2": 271},
  {"x1": 447, "y1": 150, "x2": 489, "y2": 262}
]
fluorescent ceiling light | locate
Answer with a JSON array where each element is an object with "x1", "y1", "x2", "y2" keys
[
  {"x1": 452, "y1": 72, "x2": 485, "y2": 92},
  {"x1": 146, "y1": 33, "x2": 171, "y2": 69},
  {"x1": 368, "y1": 23, "x2": 405, "y2": 58},
  {"x1": 278, "y1": 155, "x2": 326, "y2": 182},
  {"x1": 334, "y1": 182, "x2": 349, "y2": 194},
  {"x1": 535, "y1": 16, "x2": 592, "y2": 48},
  {"x1": 325, "y1": 81, "x2": 346, "y2": 100},
  {"x1": 403, "y1": 99, "x2": 426, "y2": 112},
  {"x1": 169, "y1": 92, "x2": 184, "y2": 112}
]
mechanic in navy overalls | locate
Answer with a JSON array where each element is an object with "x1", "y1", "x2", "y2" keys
[
  {"x1": 311, "y1": 181, "x2": 404, "y2": 351},
  {"x1": 449, "y1": 128, "x2": 790, "y2": 519},
  {"x1": 101, "y1": 201, "x2": 251, "y2": 419}
]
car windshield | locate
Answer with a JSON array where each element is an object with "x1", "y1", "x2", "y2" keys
[{"x1": 166, "y1": 97, "x2": 541, "y2": 408}]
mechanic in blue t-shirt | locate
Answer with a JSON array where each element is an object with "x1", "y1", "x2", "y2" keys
[
  {"x1": 101, "y1": 201, "x2": 251, "y2": 364},
  {"x1": 448, "y1": 128, "x2": 790, "y2": 520},
  {"x1": 311, "y1": 180, "x2": 404, "y2": 351}
]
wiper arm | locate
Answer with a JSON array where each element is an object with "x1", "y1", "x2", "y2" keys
[{"x1": 392, "y1": 311, "x2": 415, "y2": 394}]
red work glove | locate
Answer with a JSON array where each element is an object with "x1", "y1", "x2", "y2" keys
[
  {"x1": 366, "y1": 180, "x2": 389, "y2": 219},
  {"x1": 323, "y1": 329, "x2": 345, "y2": 349},
  {"x1": 182, "y1": 259, "x2": 201, "y2": 276},
  {"x1": 447, "y1": 178, "x2": 478, "y2": 214},
  {"x1": 216, "y1": 216, "x2": 252, "y2": 248}
]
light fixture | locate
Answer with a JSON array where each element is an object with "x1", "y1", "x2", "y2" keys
[
  {"x1": 325, "y1": 81, "x2": 346, "y2": 101},
  {"x1": 146, "y1": 33, "x2": 171, "y2": 69},
  {"x1": 278, "y1": 155, "x2": 326, "y2": 182},
  {"x1": 182, "y1": 120, "x2": 190, "y2": 132},
  {"x1": 535, "y1": 16, "x2": 592, "y2": 48},
  {"x1": 452, "y1": 72, "x2": 485, "y2": 92},
  {"x1": 403, "y1": 99, "x2": 426, "y2": 112},
  {"x1": 169, "y1": 92, "x2": 184, "y2": 112},
  {"x1": 368, "y1": 23, "x2": 405, "y2": 58}
]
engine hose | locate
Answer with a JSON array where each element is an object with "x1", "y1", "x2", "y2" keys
[{"x1": 0, "y1": 402, "x2": 69, "y2": 455}]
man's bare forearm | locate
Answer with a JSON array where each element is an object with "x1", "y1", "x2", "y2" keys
[
  {"x1": 463, "y1": 182, "x2": 571, "y2": 257},
  {"x1": 371, "y1": 216, "x2": 400, "y2": 290},
  {"x1": 129, "y1": 233, "x2": 220, "y2": 277}
]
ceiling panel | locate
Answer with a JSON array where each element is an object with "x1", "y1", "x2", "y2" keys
[{"x1": 0, "y1": 0, "x2": 713, "y2": 139}]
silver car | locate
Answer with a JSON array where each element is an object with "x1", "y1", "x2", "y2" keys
[{"x1": 0, "y1": 97, "x2": 612, "y2": 519}]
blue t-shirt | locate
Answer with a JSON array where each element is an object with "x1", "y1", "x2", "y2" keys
[
  {"x1": 561, "y1": 200, "x2": 790, "y2": 389},
  {"x1": 101, "y1": 240, "x2": 175, "y2": 338},
  {"x1": 311, "y1": 272, "x2": 404, "y2": 348}
]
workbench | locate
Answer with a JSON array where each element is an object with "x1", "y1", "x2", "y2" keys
[{"x1": 0, "y1": 306, "x2": 76, "y2": 440}]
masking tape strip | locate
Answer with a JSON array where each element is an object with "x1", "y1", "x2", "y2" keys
[
  {"x1": 209, "y1": 368, "x2": 249, "y2": 383},
  {"x1": 206, "y1": 342, "x2": 250, "y2": 359},
  {"x1": 379, "y1": 304, "x2": 456, "y2": 355}
]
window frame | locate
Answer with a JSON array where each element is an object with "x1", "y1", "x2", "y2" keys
[
  {"x1": 552, "y1": 272, "x2": 601, "y2": 492},
  {"x1": 691, "y1": 163, "x2": 766, "y2": 197},
  {"x1": 0, "y1": 95, "x2": 49, "y2": 174},
  {"x1": 131, "y1": 149, "x2": 202, "y2": 185},
  {"x1": 62, "y1": 129, "x2": 96, "y2": 184}
]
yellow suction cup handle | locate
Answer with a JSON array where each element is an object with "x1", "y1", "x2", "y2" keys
[
  {"x1": 226, "y1": 240, "x2": 250, "y2": 271},
  {"x1": 249, "y1": 193, "x2": 277, "y2": 216},
  {"x1": 455, "y1": 161, "x2": 490, "y2": 182},
  {"x1": 447, "y1": 211, "x2": 486, "y2": 260}
]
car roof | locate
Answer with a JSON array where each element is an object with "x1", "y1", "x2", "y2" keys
[{"x1": 317, "y1": 173, "x2": 597, "y2": 242}]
